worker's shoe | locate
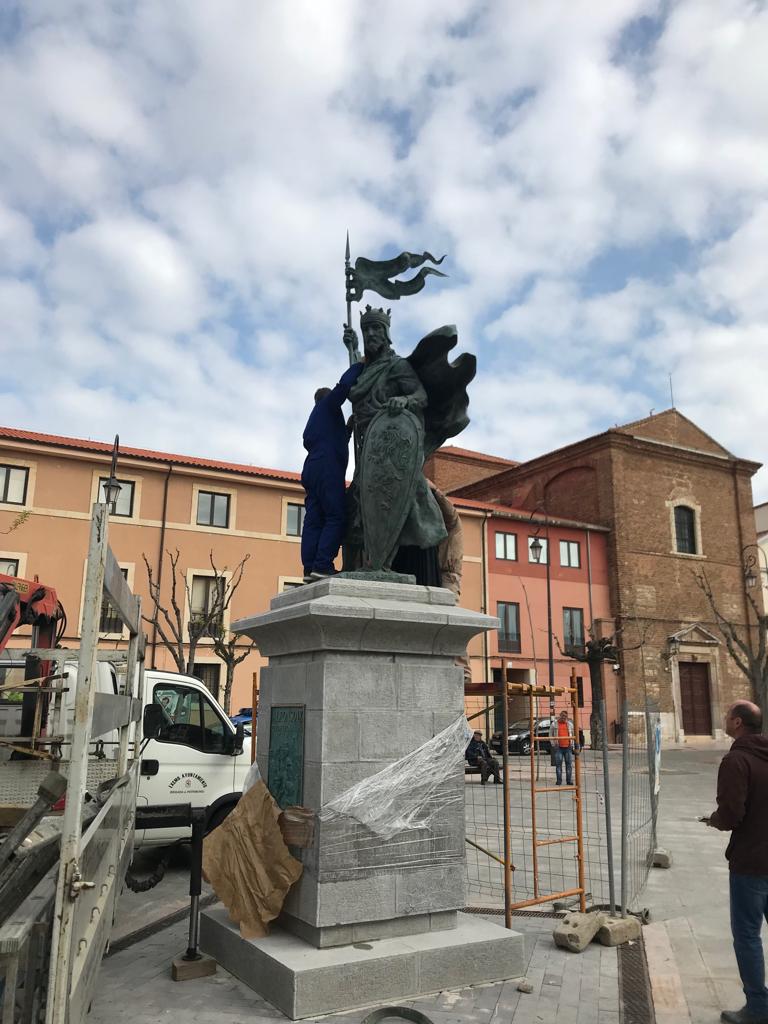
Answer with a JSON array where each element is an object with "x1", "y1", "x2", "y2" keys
[
  {"x1": 310, "y1": 569, "x2": 338, "y2": 581},
  {"x1": 721, "y1": 1008, "x2": 768, "y2": 1024}
]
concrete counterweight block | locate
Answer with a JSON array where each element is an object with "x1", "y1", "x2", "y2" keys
[
  {"x1": 596, "y1": 915, "x2": 642, "y2": 947},
  {"x1": 652, "y1": 847, "x2": 673, "y2": 868},
  {"x1": 200, "y1": 578, "x2": 526, "y2": 1018},
  {"x1": 553, "y1": 911, "x2": 606, "y2": 953}
]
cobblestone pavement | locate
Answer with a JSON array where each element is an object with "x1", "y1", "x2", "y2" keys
[{"x1": 93, "y1": 912, "x2": 619, "y2": 1024}]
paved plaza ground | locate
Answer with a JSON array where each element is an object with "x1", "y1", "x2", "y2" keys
[{"x1": 100, "y1": 743, "x2": 755, "y2": 1023}]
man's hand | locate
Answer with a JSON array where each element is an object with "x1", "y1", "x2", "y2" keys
[
  {"x1": 343, "y1": 324, "x2": 359, "y2": 352},
  {"x1": 698, "y1": 815, "x2": 714, "y2": 826},
  {"x1": 387, "y1": 395, "x2": 409, "y2": 414}
]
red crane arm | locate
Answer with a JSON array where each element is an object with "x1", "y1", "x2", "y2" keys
[{"x1": 0, "y1": 574, "x2": 64, "y2": 656}]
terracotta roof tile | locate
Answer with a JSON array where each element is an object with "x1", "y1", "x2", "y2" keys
[
  {"x1": 451, "y1": 494, "x2": 608, "y2": 531},
  {"x1": 437, "y1": 445, "x2": 518, "y2": 466},
  {"x1": 0, "y1": 425, "x2": 301, "y2": 483}
]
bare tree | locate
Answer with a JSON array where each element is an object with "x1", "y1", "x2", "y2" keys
[
  {"x1": 554, "y1": 630, "x2": 618, "y2": 751},
  {"x1": 143, "y1": 549, "x2": 257, "y2": 710},
  {"x1": 554, "y1": 617, "x2": 652, "y2": 750},
  {"x1": 694, "y1": 570, "x2": 768, "y2": 733},
  {"x1": 1, "y1": 510, "x2": 30, "y2": 536},
  {"x1": 206, "y1": 554, "x2": 258, "y2": 713}
]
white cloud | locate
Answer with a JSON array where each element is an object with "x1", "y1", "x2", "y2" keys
[
  {"x1": 0, "y1": 203, "x2": 44, "y2": 271},
  {"x1": 0, "y1": 0, "x2": 765, "y2": 504},
  {"x1": 49, "y1": 216, "x2": 208, "y2": 334}
]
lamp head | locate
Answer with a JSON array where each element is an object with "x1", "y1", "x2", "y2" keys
[
  {"x1": 530, "y1": 536, "x2": 543, "y2": 563},
  {"x1": 102, "y1": 475, "x2": 122, "y2": 511}
]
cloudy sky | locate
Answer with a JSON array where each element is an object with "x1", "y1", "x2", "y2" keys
[{"x1": 2, "y1": 1, "x2": 767, "y2": 497}]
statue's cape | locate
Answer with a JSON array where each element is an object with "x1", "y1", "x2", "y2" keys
[{"x1": 407, "y1": 326, "x2": 476, "y2": 458}]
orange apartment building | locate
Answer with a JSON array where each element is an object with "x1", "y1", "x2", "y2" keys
[{"x1": 0, "y1": 426, "x2": 611, "y2": 728}]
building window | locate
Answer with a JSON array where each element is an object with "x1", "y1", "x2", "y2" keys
[
  {"x1": 528, "y1": 537, "x2": 548, "y2": 564},
  {"x1": 100, "y1": 567, "x2": 128, "y2": 635},
  {"x1": 197, "y1": 491, "x2": 230, "y2": 529},
  {"x1": 286, "y1": 502, "x2": 305, "y2": 537},
  {"x1": 674, "y1": 506, "x2": 697, "y2": 554},
  {"x1": 99, "y1": 477, "x2": 135, "y2": 517},
  {"x1": 0, "y1": 558, "x2": 19, "y2": 576},
  {"x1": 497, "y1": 601, "x2": 521, "y2": 653},
  {"x1": 563, "y1": 607, "x2": 585, "y2": 654},
  {"x1": 0, "y1": 466, "x2": 29, "y2": 506},
  {"x1": 281, "y1": 580, "x2": 304, "y2": 592},
  {"x1": 190, "y1": 575, "x2": 225, "y2": 632},
  {"x1": 495, "y1": 532, "x2": 517, "y2": 561},
  {"x1": 192, "y1": 663, "x2": 221, "y2": 700},
  {"x1": 560, "y1": 540, "x2": 581, "y2": 568}
]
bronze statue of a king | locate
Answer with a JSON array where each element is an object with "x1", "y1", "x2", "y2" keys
[{"x1": 342, "y1": 305, "x2": 476, "y2": 585}]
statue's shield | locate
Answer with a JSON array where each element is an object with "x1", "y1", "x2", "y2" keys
[{"x1": 359, "y1": 408, "x2": 423, "y2": 571}]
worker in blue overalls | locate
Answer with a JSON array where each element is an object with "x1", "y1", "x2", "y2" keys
[{"x1": 300, "y1": 360, "x2": 364, "y2": 581}]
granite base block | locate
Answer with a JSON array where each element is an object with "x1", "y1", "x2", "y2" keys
[
  {"x1": 278, "y1": 909, "x2": 457, "y2": 949},
  {"x1": 200, "y1": 907, "x2": 526, "y2": 1020}
]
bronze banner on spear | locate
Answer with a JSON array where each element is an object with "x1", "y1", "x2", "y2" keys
[{"x1": 343, "y1": 232, "x2": 448, "y2": 366}]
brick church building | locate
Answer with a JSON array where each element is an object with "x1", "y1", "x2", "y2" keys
[{"x1": 430, "y1": 410, "x2": 763, "y2": 741}]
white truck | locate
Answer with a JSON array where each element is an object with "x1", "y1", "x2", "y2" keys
[
  {"x1": 0, "y1": 660, "x2": 252, "y2": 845},
  {"x1": 136, "y1": 667, "x2": 251, "y2": 844}
]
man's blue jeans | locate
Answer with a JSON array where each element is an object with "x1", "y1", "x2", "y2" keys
[
  {"x1": 730, "y1": 872, "x2": 768, "y2": 1018},
  {"x1": 553, "y1": 746, "x2": 573, "y2": 785}
]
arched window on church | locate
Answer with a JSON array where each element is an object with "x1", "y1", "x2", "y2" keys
[{"x1": 674, "y1": 505, "x2": 697, "y2": 554}]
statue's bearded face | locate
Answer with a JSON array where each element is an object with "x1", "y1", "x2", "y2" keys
[{"x1": 362, "y1": 322, "x2": 391, "y2": 359}]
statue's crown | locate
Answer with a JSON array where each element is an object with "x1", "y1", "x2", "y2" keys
[{"x1": 360, "y1": 304, "x2": 391, "y2": 329}]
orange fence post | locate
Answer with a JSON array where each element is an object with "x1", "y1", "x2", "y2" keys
[{"x1": 251, "y1": 671, "x2": 259, "y2": 764}]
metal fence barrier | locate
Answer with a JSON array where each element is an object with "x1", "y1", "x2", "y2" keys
[
  {"x1": 620, "y1": 702, "x2": 661, "y2": 916},
  {"x1": 465, "y1": 691, "x2": 662, "y2": 922}
]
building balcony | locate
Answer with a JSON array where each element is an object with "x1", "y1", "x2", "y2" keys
[{"x1": 497, "y1": 631, "x2": 521, "y2": 653}]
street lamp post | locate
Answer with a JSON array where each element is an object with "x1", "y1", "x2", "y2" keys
[{"x1": 530, "y1": 511, "x2": 556, "y2": 717}]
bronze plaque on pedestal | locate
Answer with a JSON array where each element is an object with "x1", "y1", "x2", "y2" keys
[{"x1": 268, "y1": 705, "x2": 305, "y2": 808}]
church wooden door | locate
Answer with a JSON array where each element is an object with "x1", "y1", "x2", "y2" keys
[{"x1": 679, "y1": 661, "x2": 712, "y2": 735}]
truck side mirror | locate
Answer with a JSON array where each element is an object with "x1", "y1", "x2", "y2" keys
[
  {"x1": 227, "y1": 722, "x2": 245, "y2": 756},
  {"x1": 143, "y1": 703, "x2": 165, "y2": 741}
]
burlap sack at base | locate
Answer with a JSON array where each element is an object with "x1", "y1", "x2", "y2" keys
[{"x1": 202, "y1": 779, "x2": 303, "y2": 939}]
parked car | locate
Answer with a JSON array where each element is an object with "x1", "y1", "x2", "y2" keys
[
  {"x1": 230, "y1": 707, "x2": 254, "y2": 726},
  {"x1": 491, "y1": 717, "x2": 554, "y2": 756}
]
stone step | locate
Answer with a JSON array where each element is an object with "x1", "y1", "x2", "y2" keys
[{"x1": 200, "y1": 907, "x2": 526, "y2": 1020}]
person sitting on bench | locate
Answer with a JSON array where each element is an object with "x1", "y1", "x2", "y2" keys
[{"x1": 465, "y1": 730, "x2": 501, "y2": 784}]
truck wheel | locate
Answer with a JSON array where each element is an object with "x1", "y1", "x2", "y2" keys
[{"x1": 205, "y1": 804, "x2": 235, "y2": 834}]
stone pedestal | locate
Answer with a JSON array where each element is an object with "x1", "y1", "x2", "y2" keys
[
  {"x1": 200, "y1": 907, "x2": 526, "y2": 1020},
  {"x1": 200, "y1": 579, "x2": 525, "y2": 1018}
]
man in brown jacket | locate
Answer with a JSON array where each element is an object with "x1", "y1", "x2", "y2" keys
[{"x1": 705, "y1": 701, "x2": 768, "y2": 1024}]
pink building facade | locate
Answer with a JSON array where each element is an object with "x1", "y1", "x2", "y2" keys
[{"x1": 471, "y1": 502, "x2": 615, "y2": 737}]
